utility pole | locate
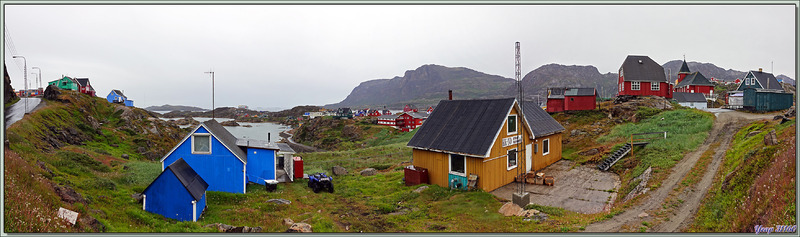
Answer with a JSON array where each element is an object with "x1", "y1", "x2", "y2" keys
[
  {"x1": 13, "y1": 55, "x2": 26, "y2": 113},
  {"x1": 32, "y1": 67, "x2": 41, "y2": 89},
  {"x1": 205, "y1": 70, "x2": 215, "y2": 119}
]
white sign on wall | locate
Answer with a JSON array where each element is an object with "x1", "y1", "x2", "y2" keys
[{"x1": 502, "y1": 135, "x2": 522, "y2": 147}]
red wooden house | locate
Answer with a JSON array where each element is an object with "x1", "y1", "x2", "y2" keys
[
  {"x1": 368, "y1": 110, "x2": 382, "y2": 117},
  {"x1": 617, "y1": 55, "x2": 672, "y2": 99},
  {"x1": 426, "y1": 106, "x2": 434, "y2": 114},
  {"x1": 397, "y1": 112, "x2": 428, "y2": 132},
  {"x1": 403, "y1": 104, "x2": 419, "y2": 113},
  {"x1": 377, "y1": 114, "x2": 400, "y2": 127},
  {"x1": 76, "y1": 78, "x2": 96, "y2": 97},
  {"x1": 546, "y1": 88, "x2": 597, "y2": 113}
]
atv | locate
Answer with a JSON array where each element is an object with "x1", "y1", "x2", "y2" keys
[{"x1": 308, "y1": 172, "x2": 334, "y2": 193}]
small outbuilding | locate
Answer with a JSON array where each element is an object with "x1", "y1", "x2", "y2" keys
[
  {"x1": 142, "y1": 158, "x2": 208, "y2": 222},
  {"x1": 672, "y1": 92, "x2": 708, "y2": 109},
  {"x1": 546, "y1": 87, "x2": 597, "y2": 113}
]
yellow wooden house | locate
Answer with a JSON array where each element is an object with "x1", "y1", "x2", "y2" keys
[{"x1": 407, "y1": 98, "x2": 564, "y2": 192}]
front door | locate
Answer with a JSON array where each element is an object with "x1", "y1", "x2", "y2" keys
[
  {"x1": 526, "y1": 143, "x2": 532, "y2": 171},
  {"x1": 448, "y1": 154, "x2": 467, "y2": 190}
]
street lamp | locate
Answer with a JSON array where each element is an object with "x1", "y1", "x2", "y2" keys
[
  {"x1": 204, "y1": 70, "x2": 215, "y2": 119},
  {"x1": 32, "y1": 67, "x2": 41, "y2": 89},
  {"x1": 12, "y1": 55, "x2": 27, "y2": 113}
]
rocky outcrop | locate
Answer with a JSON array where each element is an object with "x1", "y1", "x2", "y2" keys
[
  {"x1": 220, "y1": 120, "x2": 240, "y2": 127},
  {"x1": 360, "y1": 168, "x2": 377, "y2": 176},
  {"x1": 609, "y1": 96, "x2": 673, "y2": 122},
  {"x1": 171, "y1": 117, "x2": 199, "y2": 126},
  {"x1": 43, "y1": 85, "x2": 62, "y2": 101},
  {"x1": 332, "y1": 166, "x2": 348, "y2": 176},
  {"x1": 4, "y1": 63, "x2": 17, "y2": 104},
  {"x1": 287, "y1": 223, "x2": 313, "y2": 233},
  {"x1": 53, "y1": 184, "x2": 86, "y2": 204},
  {"x1": 623, "y1": 166, "x2": 652, "y2": 202}
]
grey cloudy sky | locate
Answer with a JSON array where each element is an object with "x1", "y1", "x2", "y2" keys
[{"x1": 3, "y1": 4, "x2": 796, "y2": 110}]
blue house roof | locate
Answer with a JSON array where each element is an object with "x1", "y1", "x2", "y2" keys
[{"x1": 143, "y1": 158, "x2": 208, "y2": 201}]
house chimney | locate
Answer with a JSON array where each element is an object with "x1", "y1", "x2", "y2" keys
[
  {"x1": 448, "y1": 90, "x2": 453, "y2": 100},
  {"x1": 759, "y1": 68, "x2": 763, "y2": 72}
]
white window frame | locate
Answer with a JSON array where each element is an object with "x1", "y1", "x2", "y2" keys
[
  {"x1": 542, "y1": 139, "x2": 550, "y2": 156},
  {"x1": 507, "y1": 114, "x2": 518, "y2": 135},
  {"x1": 507, "y1": 148, "x2": 518, "y2": 170},
  {"x1": 631, "y1": 81, "x2": 640, "y2": 91},
  {"x1": 651, "y1": 82, "x2": 660, "y2": 91},
  {"x1": 449, "y1": 154, "x2": 466, "y2": 176},
  {"x1": 191, "y1": 133, "x2": 212, "y2": 154}
]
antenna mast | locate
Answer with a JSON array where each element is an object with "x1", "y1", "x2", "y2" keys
[{"x1": 515, "y1": 41, "x2": 525, "y2": 196}]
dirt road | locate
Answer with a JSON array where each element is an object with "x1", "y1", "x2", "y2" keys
[{"x1": 584, "y1": 110, "x2": 779, "y2": 232}]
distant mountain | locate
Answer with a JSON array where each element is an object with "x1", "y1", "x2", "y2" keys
[
  {"x1": 144, "y1": 104, "x2": 207, "y2": 112},
  {"x1": 508, "y1": 64, "x2": 618, "y2": 101},
  {"x1": 328, "y1": 61, "x2": 795, "y2": 109},
  {"x1": 325, "y1": 64, "x2": 516, "y2": 109}
]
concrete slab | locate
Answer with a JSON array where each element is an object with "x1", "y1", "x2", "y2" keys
[{"x1": 490, "y1": 160, "x2": 621, "y2": 214}]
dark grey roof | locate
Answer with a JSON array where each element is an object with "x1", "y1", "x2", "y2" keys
[
  {"x1": 672, "y1": 92, "x2": 707, "y2": 103},
  {"x1": 236, "y1": 138, "x2": 279, "y2": 150},
  {"x1": 676, "y1": 72, "x2": 714, "y2": 88},
  {"x1": 750, "y1": 71, "x2": 783, "y2": 90},
  {"x1": 113, "y1": 89, "x2": 127, "y2": 99},
  {"x1": 377, "y1": 114, "x2": 401, "y2": 120},
  {"x1": 202, "y1": 120, "x2": 247, "y2": 163},
  {"x1": 547, "y1": 88, "x2": 565, "y2": 99},
  {"x1": 678, "y1": 60, "x2": 691, "y2": 73},
  {"x1": 564, "y1": 88, "x2": 596, "y2": 96},
  {"x1": 144, "y1": 158, "x2": 208, "y2": 201},
  {"x1": 276, "y1": 143, "x2": 295, "y2": 154},
  {"x1": 521, "y1": 101, "x2": 565, "y2": 137},
  {"x1": 405, "y1": 112, "x2": 429, "y2": 119},
  {"x1": 407, "y1": 98, "x2": 516, "y2": 157},
  {"x1": 620, "y1": 55, "x2": 668, "y2": 83},
  {"x1": 76, "y1": 78, "x2": 90, "y2": 87}
]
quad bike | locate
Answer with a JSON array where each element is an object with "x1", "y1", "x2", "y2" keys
[{"x1": 308, "y1": 172, "x2": 334, "y2": 193}]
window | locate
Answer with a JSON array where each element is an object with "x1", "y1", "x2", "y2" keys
[
  {"x1": 507, "y1": 115, "x2": 517, "y2": 135},
  {"x1": 192, "y1": 134, "x2": 211, "y2": 154},
  {"x1": 631, "y1": 81, "x2": 640, "y2": 90},
  {"x1": 542, "y1": 139, "x2": 550, "y2": 155},
  {"x1": 651, "y1": 82, "x2": 659, "y2": 91},
  {"x1": 507, "y1": 149, "x2": 518, "y2": 170},
  {"x1": 449, "y1": 154, "x2": 466, "y2": 176}
]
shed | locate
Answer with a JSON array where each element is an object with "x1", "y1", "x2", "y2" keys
[
  {"x1": 547, "y1": 88, "x2": 596, "y2": 112},
  {"x1": 728, "y1": 92, "x2": 744, "y2": 109},
  {"x1": 407, "y1": 98, "x2": 564, "y2": 192},
  {"x1": 142, "y1": 158, "x2": 208, "y2": 222},
  {"x1": 743, "y1": 88, "x2": 793, "y2": 112},
  {"x1": 237, "y1": 138, "x2": 280, "y2": 186},
  {"x1": 672, "y1": 92, "x2": 708, "y2": 110}
]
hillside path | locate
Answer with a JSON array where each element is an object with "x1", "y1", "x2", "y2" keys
[
  {"x1": 583, "y1": 110, "x2": 779, "y2": 232},
  {"x1": 5, "y1": 98, "x2": 44, "y2": 129}
]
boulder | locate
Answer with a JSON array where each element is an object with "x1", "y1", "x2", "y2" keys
[
  {"x1": 204, "y1": 223, "x2": 235, "y2": 232},
  {"x1": 529, "y1": 213, "x2": 548, "y2": 222},
  {"x1": 121, "y1": 154, "x2": 129, "y2": 159},
  {"x1": 78, "y1": 215, "x2": 106, "y2": 232},
  {"x1": 43, "y1": 85, "x2": 61, "y2": 100},
  {"x1": 579, "y1": 148, "x2": 599, "y2": 156},
  {"x1": 131, "y1": 193, "x2": 143, "y2": 203},
  {"x1": 745, "y1": 130, "x2": 761, "y2": 138},
  {"x1": 287, "y1": 223, "x2": 313, "y2": 233},
  {"x1": 498, "y1": 202, "x2": 523, "y2": 217},
  {"x1": 638, "y1": 212, "x2": 649, "y2": 218},
  {"x1": 360, "y1": 168, "x2": 377, "y2": 176},
  {"x1": 413, "y1": 186, "x2": 429, "y2": 193},
  {"x1": 86, "y1": 116, "x2": 101, "y2": 130},
  {"x1": 518, "y1": 209, "x2": 540, "y2": 217},
  {"x1": 764, "y1": 130, "x2": 778, "y2": 146},
  {"x1": 53, "y1": 184, "x2": 86, "y2": 204},
  {"x1": 283, "y1": 218, "x2": 295, "y2": 227},
  {"x1": 266, "y1": 199, "x2": 292, "y2": 205},
  {"x1": 37, "y1": 160, "x2": 54, "y2": 177},
  {"x1": 332, "y1": 166, "x2": 348, "y2": 176}
]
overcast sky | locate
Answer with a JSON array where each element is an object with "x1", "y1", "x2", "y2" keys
[{"x1": 3, "y1": 4, "x2": 796, "y2": 110}]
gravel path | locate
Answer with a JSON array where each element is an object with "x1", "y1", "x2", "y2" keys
[{"x1": 584, "y1": 110, "x2": 779, "y2": 232}]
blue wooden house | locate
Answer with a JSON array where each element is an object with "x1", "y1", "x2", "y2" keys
[
  {"x1": 160, "y1": 119, "x2": 279, "y2": 194},
  {"x1": 106, "y1": 89, "x2": 134, "y2": 107},
  {"x1": 142, "y1": 158, "x2": 208, "y2": 222}
]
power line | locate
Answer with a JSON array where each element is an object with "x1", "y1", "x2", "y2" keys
[{"x1": 4, "y1": 25, "x2": 24, "y2": 72}]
